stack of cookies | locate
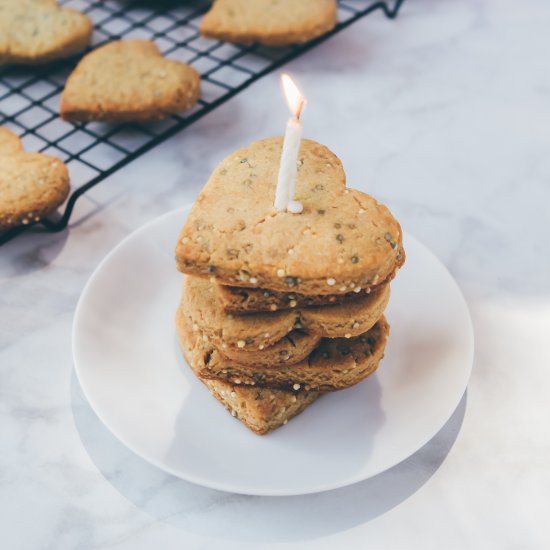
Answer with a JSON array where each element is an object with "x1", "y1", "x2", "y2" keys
[{"x1": 175, "y1": 138, "x2": 405, "y2": 435}]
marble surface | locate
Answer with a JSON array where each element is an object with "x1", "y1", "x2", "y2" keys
[{"x1": 1, "y1": 0, "x2": 549, "y2": 548}]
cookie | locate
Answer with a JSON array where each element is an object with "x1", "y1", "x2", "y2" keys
[
  {"x1": 60, "y1": 40, "x2": 201, "y2": 122},
  {"x1": 0, "y1": 127, "x2": 23, "y2": 155},
  {"x1": 217, "y1": 328, "x2": 320, "y2": 368},
  {"x1": 216, "y1": 270, "x2": 396, "y2": 314},
  {"x1": 204, "y1": 379, "x2": 320, "y2": 435},
  {"x1": 201, "y1": 0, "x2": 337, "y2": 47},
  {"x1": 0, "y1": 128, "x2": 69, "y2": 229},
  {"x1": 183, "y1": 276, "x2": 321, "y2": 363},
  {"x1": 177, "y1": 303, "x2": 389, "y2": 391},
  {"x1": 179, "y1": 320, "x2": 320, "y2": 435},
  {"x1": 184, "y1": 286, "x2": 322, "y2": 367},
  {"x1": 183, "y1": 275, "x2": 390, "y2": 352},
  {"x1": 0, "y1": 0, "x2": 92, "y2": 65},
  {"x1": 175, "y1": 138, "x2": 405, "y2": 295}
]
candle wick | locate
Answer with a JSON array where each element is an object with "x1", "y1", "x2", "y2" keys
[{"x1": 295, "y1": 98, "x2": 305, "y2": 121}]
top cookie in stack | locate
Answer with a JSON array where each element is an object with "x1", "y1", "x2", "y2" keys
[
  {"x1": 176, "y1": 137, "x2": 404, "y2": 297},
  {"x1": 175, "y1": 137, "x2": 405, "y2": 435}
]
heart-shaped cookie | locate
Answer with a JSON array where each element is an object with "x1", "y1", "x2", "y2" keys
[
  {"x1": 202, "y1": 379, "x2": 319, "y2": 435},
  {"x1": 60, "y1": 40, "x2": 201, "y2": 122},
  {"x1": 0, "y1": 128, "x2": 69, "y2": 229},
  {"x1": 181, "y1": 291, "x2": 322, "y2": 368},
  {"x1": 183, "y1": 276, "x2": 390, "y2": 352},
  {"x1": 176, "y1": 137, "x2": 404, "y2": 295},
  {"x1": 0, "y1": 127, "x2": 23, "y2": 155},
  {"x1": 177, "y1": 307, "x2": 321, "y2": 435},
  {"x1": 177, "y1": 303, "x2": 389, "y2": 392},
  {"x1": 215, "y1": 271, "x2": 396, "y2": 314},
  {"x1": 214, "y1": 327, "x2": 320, "y2": 368},
  {"x1": 0, "y1": 0, "x2": 92, "y2": 65},
  {"x1": 201, "y1": 0, "x2": 337, "y2": 47},
  {"x1": 176, "y1": 306, "x2": 322, "y2": 435}
]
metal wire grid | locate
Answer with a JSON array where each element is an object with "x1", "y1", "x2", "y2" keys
[{"x1": 0, "y1": 0, "x2": 405, "y2": 245}]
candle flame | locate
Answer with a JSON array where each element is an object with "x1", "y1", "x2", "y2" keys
[{"x1": 281, "y1": 73, "x2": 306, "y2": 120}]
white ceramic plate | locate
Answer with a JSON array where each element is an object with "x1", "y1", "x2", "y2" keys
[{"x1": 73, "y1": 207, "x2": 474, "y2": 496}]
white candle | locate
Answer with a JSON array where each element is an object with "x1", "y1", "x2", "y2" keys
[
  {"x1": 275, "y1": 116, "x2": 302, "y2": 211},
  {"x1": 274, "y1": 74, "x2": 306, "y2": 213}
]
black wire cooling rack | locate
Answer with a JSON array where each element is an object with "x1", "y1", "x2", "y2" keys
[{"x1": 0, "y1": 0, "x2": 405, "y2": 245}]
